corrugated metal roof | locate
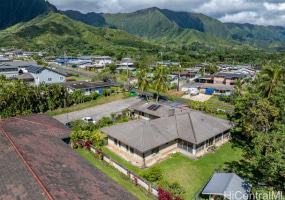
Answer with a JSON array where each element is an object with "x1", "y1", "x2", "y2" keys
[{"x1": 202, "y1": 173, "x2": 251, "y2": 200}]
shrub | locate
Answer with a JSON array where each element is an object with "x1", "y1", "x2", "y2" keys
[
  {"x1": 67, "y1": 78, "x2": 76, "y2": 81},
  {"x1": 142, "y1": 166, "x2": 163, "y2": 182},
  {"x1": 123, "y1": 92, "x2": 132, "y2": 99},
  {"x1": 158, "y1": 188, "x2": 172, "y2": 200},
  {"x1": 158, "y1": 180, "x2": 185, "y2": 197}
]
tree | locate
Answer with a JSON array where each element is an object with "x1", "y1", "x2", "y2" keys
[
  {"x1": 231, "y1": 93, "x2": 285, "y2": 190},
  {"x1": 136, "y1": 68, "x2": 150, "y2": 100},
  {"x1": 257, "y1": 64, "x2": 284, "y2": 98},
  {"x1": 233, "y1": 78, "x2": 243, "y2": 97},
  {"x1": 153, "y1": 66, "x2": 169, "y2": 102}
]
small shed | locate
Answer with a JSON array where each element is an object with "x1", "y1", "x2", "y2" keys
[{"x1": 202, "y1": 173, "x2": 251, "y2": 200}]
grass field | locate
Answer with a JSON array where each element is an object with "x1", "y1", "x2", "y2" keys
[
  {"x1": 206, "y1": 96, "x2": 235, "y2": 111},
  {"x1": 76, "y1": 148, "x2": 152, "y2": 200},
  {"x1": 46, "y1": 94, "x2": 125, "y2": 116},
  {"x1": 101, "y1": 142, "x2": 243, "y2": 199}
]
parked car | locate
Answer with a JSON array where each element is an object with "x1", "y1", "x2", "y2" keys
[
  {"x1": 82, "y1": 117, "x2": 96, "y2": 124},
  {"x1": 65, "y1": 122, "x2": 72, "y2": 128}
]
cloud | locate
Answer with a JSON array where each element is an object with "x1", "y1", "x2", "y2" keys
[{"x1": 48, "y1": 0, "x2": 285, "y2": 26}]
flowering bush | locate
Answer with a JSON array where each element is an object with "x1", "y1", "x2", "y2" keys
[
  {"x1": 83, "y1": 140, "x2": 91, "y2": 150},
  {"x1": 133, "y1": 177, "x2": 138, "y2": 186},
  {"x1": 158, "y1": 188, "x2": 172, "y2": 200},
  {"x1": 158, "y1": 188, "x2": 184, "y2": 200},
  {"x1": 97, "y1": 150, "x2": 103, "y2": 160}
]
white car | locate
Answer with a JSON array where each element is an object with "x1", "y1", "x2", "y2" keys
[{"x1": 82, "y1": 117, "x2": 96, "y2": 124}]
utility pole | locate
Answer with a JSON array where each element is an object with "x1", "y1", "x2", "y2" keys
[{"x1": 127, "y1": 61, "x2": 130, "y2": 91}]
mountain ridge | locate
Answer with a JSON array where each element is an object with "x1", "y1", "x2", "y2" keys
[
  {"x1": 0, "y1": 0, "x2": 57, "y2": 30},
  {"x1": 62, "y1": 7, "x2": 285, "y2": 50}
]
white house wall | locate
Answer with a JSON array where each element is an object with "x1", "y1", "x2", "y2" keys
[{"x1": 32, "y1": 69, "x2": 65, "y2": 85}]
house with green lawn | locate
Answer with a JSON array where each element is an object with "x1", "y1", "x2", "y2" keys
[{"x1": 101, "y1": 102, "x2": 233, "y2": 168}]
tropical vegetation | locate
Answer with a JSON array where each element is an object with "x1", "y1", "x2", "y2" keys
[{"x1": 229, "y1": 62, "x2": 285, "y2": 192}]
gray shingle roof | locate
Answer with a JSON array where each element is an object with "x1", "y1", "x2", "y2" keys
[
  {"x1": 129, "y1": 101, "x2": 191, "y2": 118},
  {"x1": 101, "y1": 110, "x2": 234, "y2": 152},
  {"x1": 202, "y1": 173, "x2": 251, "y2": 200}
]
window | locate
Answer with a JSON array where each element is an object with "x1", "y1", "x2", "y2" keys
[
  {"x1": 48, "y1": 78, "x2": 52, "y2": 81},
  {"x1": 114, "y1": 139, "x2": 117, "y2": 145},
  {"x1": 60, "y1": 77, "x2": 64, "y2": 80},
  {"x1": 151, "y1": 147, "x2": 159, "y2": 154},
  {"x1": 130, "y1": 147, "x2": 134, "y2": 154},
  {"x1": 118, "y1": 141, "x2": 121, "y2": 147},
  {"x1": 126, "y1": 145, "x2": 129, "y2": 151}
]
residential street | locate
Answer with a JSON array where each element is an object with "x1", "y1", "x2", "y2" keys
[{"x1": 53, "y1": 97, "x2": 141, "y2": 124}]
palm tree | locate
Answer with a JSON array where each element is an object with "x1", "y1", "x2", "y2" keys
[
  {"x1": 136, "y1": 68, "x2": 150, "y2": 101},
  {"x1": 234, "y1": 78, "x2": 243, "y2": 97},
  {"x1": 153, "y1": 66, "x2": 169, "y2": 102},
  {"x1": 257, "y1": 64, "x2": 284, "y2": 98}
]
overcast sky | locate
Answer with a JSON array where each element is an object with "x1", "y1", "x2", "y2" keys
[{"x1": 48, "y1": 0, "x2": 285, "y2": 27}]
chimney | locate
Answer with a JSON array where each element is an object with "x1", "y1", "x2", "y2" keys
[{"x1": 168, "y1": 108, "x2": 175, "y2": 117}]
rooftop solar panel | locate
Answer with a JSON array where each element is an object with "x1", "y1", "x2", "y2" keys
[
  {"x1": 153, "y1": 105, "x2": 161, "y2": 111},
  {"x1": 148, "y1": 104, "x2": 156, "y2": 110}
]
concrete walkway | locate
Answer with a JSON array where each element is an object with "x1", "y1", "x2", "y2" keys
[{"x1": 53, "y1": 97, "x2": 141, "y2": 124}]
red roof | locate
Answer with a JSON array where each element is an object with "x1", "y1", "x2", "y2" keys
[{"x1": 0, "y1": 114, "x2": 137, "y2": 200}]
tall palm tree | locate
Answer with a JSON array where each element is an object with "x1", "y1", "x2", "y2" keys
[
  {"x1": 234, "y1": 78, "x2": 243, "y2": 97},
  {"x1": 153, "y1": 66, "x2": 169, "y2": 102},
  {"x1": 257, "y1": 64, "x2": 284, "y2": 98},
  {"x1": 136, "y1": 68, "x2": 150, "y2": 101}
]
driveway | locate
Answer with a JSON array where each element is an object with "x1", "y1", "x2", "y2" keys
[
  {"x1": 181, "y1": 93, "x2": 212, "y2": 102},
  {"x1": 53, "y1": 97, "x2": 141, "y2": 124}
]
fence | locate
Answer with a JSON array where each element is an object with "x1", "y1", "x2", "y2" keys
[
  {"x1": 89, "y1": 145, "x2": 158, "y2": 197},
  {"x1": 192, "y1": 167, "x2": 221, "y2": 200}
]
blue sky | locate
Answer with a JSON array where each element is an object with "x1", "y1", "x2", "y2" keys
[{"x1": 49, "y1": 0, "x2": 285, "y2": 26}]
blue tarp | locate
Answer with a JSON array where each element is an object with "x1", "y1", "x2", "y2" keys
[{"x1": 205, "y1": 88, "x2": 214, "y2": 94}]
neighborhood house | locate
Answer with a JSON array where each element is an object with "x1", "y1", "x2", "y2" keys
[
  {"x1": 101, "y1": 102, "x2": 233, "y2": 168},
  {"x1": 60, "y1": 81, "x2": 111, "y2": 95}
]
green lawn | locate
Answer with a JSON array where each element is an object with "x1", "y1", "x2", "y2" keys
[
  {"x1": 76, "y1": 148, "x2": 152, "y2": 200},
  {"x1": 46, "y1": 94, "x2": 125, "y2": 116},
  {"x1": 206, "y1": 96, "x2": 234, "y2": 111},
  {"x1": 101, "y1": 142, "x2": 243, "y2": 199}
]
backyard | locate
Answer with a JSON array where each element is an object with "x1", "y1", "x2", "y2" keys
[{"x1": 78, "y1": 142, "x2": 243, "y2": 199}]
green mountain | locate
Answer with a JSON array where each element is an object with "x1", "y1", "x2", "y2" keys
[
  {"x1": 0, "y1": 13, "x2": 160, "y2": 53},
  {"x1": 62, "y1": 7, "x2": 285, "y2": 50},
  {"x1": 101, "y1": 7, "x2": 234, "y2": 48},
  {"x1": 0, "y1": 0, "x2": 57, "y2": 30},
  {"x1": 225, "y1": 23, "x2": 285, "y2": 49}
]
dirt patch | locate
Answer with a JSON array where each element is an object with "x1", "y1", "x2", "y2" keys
[
  {"x1": 181, "y1": 93, "x2": 212, "y2": 102},
  {"x1": 167, "y1": 90, "x2": 185, "y2": 97}
]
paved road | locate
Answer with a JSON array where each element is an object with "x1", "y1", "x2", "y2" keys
[{"x1": 53, "y1": 97, "x2": 141, "y2": 124}]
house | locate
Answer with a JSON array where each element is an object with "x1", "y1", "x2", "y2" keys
[
  {"x1": 182, "y1": 83, "x2": 234, "y2": 95},
  {"x1": 156, "y1": 61, "x2": 181, "y2": 68},
  {"x1": 79, "y1": 55, "x2": 113, "y2": 66},
  {"x1": 60, "y1": 81, "x2": 111, "y2": 95},
  {"x1": 69, "y1": 60, "x2": 93, "y2": 68},
  {"x1": 213, "y1": 72, "x2": 244, "y2": 85},
  {"x1": 0, "y1": 63, "x2": 19, "y2": 78},
  {"x1": 56, "y1": 56, "x2": 77, "y2": 66},
  {"x1": 18, "y1": 66, "x2": 66, "y2": 85},
  {"x1": 116, "y1": 58, "x2": 134, "y2": 68},
  {"x1": 101, "y1": 102, "x2": 233, "y2": 168},
  {"x1": 0, "y1": 114, "x2": 136, "y2": 200},
  {"x1": 202, "y1": 173, "x2": 251, "y2": 200},
  {"x1": 171, "y1": 71, "x2": 197, "y2": 79}
]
